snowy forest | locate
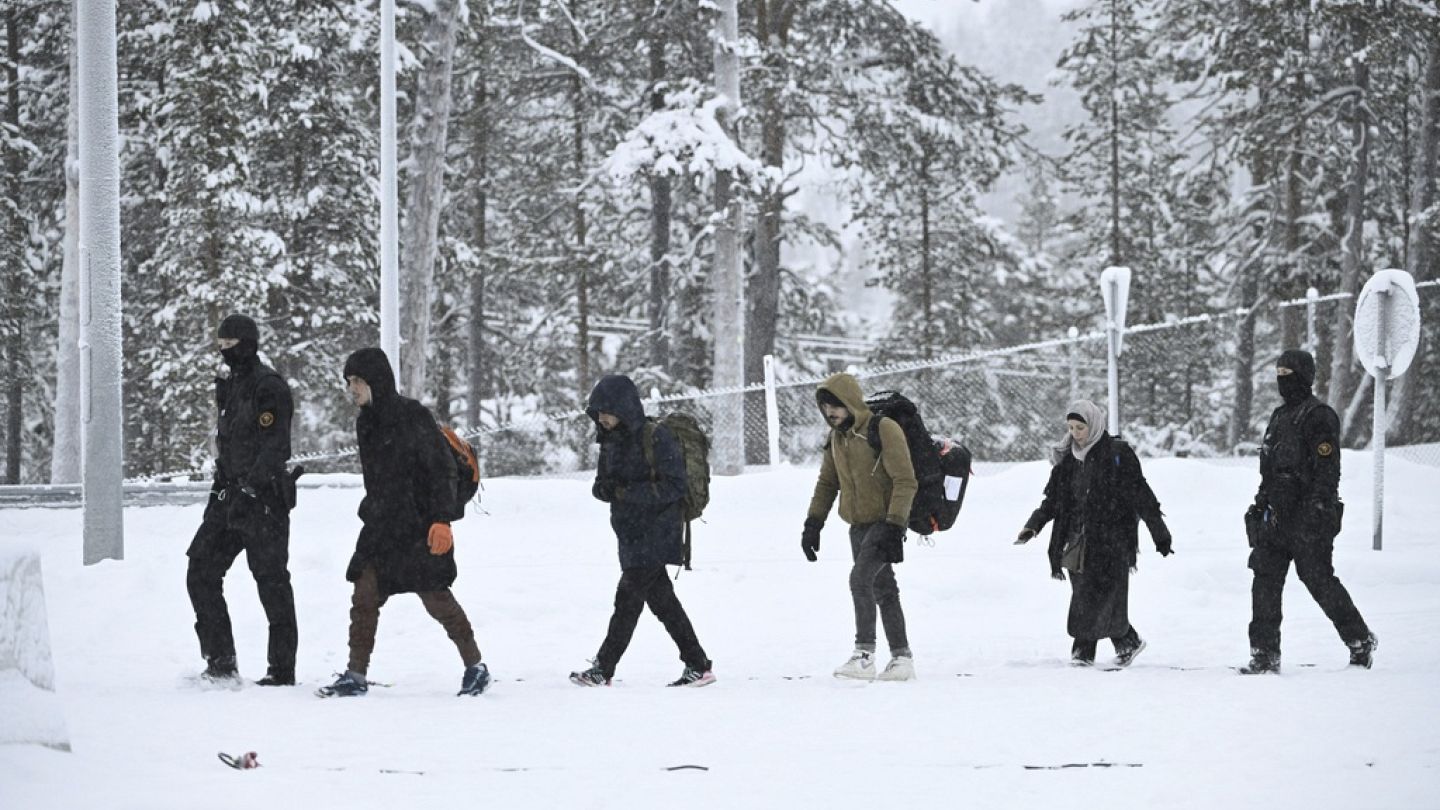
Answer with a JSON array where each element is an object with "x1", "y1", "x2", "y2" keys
[{"x1": 1, "y1": 0, "x2": 1438, "y2": 483}]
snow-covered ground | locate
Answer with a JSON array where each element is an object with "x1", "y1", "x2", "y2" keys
[{"x1": 3, "y1": 455, "x2": 1438, "y2": 809}]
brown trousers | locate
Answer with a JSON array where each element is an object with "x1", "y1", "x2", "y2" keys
[{"x1": 347, "y1": 566, "x2": 481, "y2": 674}]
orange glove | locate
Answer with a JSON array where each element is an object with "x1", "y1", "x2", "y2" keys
[{"x1": 427, "y1": 523, "x2": 453, "y2": 555}]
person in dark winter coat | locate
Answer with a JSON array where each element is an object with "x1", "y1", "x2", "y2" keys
[
  {"x1": 186, "y1": 314, "x2": 299, "y2": 686},
  {"x1": 1240, "y1": 349, "x2": 1376, "y2": 674},
  {"x1": 316, "y1": 348, "x2": 490, "y2": 698},
  {"x1": 569, "y1": 374, "x2": 714, "y2": 688},
  {"x1": 1015, "y1": 399, "x2": 1173, "y2": 667},
  {"x1": 804, "y1": 372, "x2": 919, "y2": 681}
]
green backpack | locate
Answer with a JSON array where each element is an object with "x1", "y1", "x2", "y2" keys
[{"x1": 641, "y1": 413, "x2": 711, "y2": 570}]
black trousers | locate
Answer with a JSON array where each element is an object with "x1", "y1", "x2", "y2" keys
[
  {"x1": 186, "y1": 505, "x2": 297, "y2": 673},
  {"x1": 1248, "y1": 528, "x2": 1369, "y2": 655},
  {"x1": 595, "y1": 565, "x2": 708, "y2": 677}
]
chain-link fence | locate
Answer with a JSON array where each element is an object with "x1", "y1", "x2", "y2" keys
[{"x1": 120, "y1": 278, "x2": 1439, "y2": 485}]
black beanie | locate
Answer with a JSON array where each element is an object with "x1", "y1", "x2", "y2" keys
[
  {"x1": 218, "y1": 314, "x2": 260, "y2": 343},
  {"x1": 1277, "y1": 349, "x2": 1316, "y2": 387},
  {"x1": 816, "y1": 388, "x2": 845, "y2": 409}
]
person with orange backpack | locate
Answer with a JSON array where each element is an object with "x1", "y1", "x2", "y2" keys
[
  {"x1": 316, "y1": 348, "x2": 489, "y2": 698},
  {"x1": 569, "y1": 374, "x2": 715, "y2": 688}
]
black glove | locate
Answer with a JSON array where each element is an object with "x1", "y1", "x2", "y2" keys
[
  {"x1": 592, "y1": 478, "x2": 616, "y2": 503},
  {"x1": 1152, "y1": 525, "x2": 1174, "y2": 557},
  {"x1": 876, "y1": 521, "x2": 906, "y2": 564},
  {"x1": 1015, "y1": 527, "x2": 1037, "y2": 545},
  {"x1": 801, "y1": 517, "x2": 823, "y2": 562},
  {"x1": 1244, "y1": 504, "x2": 1266, "y2": 548}
]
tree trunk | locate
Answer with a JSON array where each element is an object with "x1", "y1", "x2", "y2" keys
[
  {"x1": 1327, "y1": 10, "x2": 1371, "y2": 427},
  {"x1": 647, "y1": 33, "x2": 671, "y2": 372},
  {"x1": 1230, "y1": 155, "x2": 1268, "y2": 450},
  {"x1": 744, "y1": 0, "x2": 793, "y2": 391},
  {"x1": 51, "y1": 0, "x2": 82, "y2": 484},
  {"x1": 711, "y1": 0, "x2": 744, "y2": 475},
  {"x1": 467, "y1": 71, "x2": 490, "y2": 430},
  {"x1": 1389, "y1": 31, "x2": 1440, "y2": 443},
  {"x1": 573, "y1": 76, "x2": 591, "y2": 399},
  {"x1": 1108, "y1": 0, "x2": 1120, "y2": 266},
  {"x1": 1279, "y1": 10, "x2": 1310, "y2": 353},
  {"x1": 398, "y1": 0, "x2": 461, "y2": 399},
  {"x1": 920, "y1": 153, "x2": 934, "y2": 360}
]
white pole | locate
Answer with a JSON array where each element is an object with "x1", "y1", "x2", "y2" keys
[
  {"x1": 76, "y1": 0, "x2": 124, "y2": 564},
  {"x1": 379, "y1": 0, "x2": 400, "y2": 374},
  {"x1": 763, "y1": 354, "x2": 781, "y2": 467},
  {"x1": 1099, "y1": 267, "x2": 1130, "y2": 436},
  {"x1": 1372, "y1": 287, "x2": 1389, "y2": 551},
  {"x1": 1107, "y1": 318, "x2": 1120, "y2": 434},
  {"x1": 1304, "y1": 286, "x2": 1319, "y2": 355}
]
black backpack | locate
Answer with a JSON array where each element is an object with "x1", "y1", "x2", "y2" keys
[
  {"x1": 864, "y1": 391, "x2": 972, "y2": 536},
  {"x1": 641, "y1": 413, "x2": 711, "y2": 569},
  {"x1": 439, "y1": 425, "x2": 481, "y2": 520}
]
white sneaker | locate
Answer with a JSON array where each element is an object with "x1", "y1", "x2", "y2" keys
[
  {"x1": 833, "y1": 649, "x2": 876, "y2": 680},
  {"x1": 877, "y1": 655, "x2": 915, "y2": 682}
]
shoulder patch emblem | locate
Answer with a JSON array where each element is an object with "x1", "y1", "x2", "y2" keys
[
  {"x1": 258, "y1": 411, "x2": 275, "y2": 428},
  {"x1": 1317, "y1": 441, "x2": 1334, "y2": 457}
]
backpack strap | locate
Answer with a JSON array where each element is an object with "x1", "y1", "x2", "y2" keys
[{"x1": 682, "y1": 521, "x2": 692, "y2": 571}]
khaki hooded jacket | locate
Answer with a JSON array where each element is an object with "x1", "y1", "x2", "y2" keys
[{"x1": 806, "y1": 373, "x2": 918, "y2": 527}]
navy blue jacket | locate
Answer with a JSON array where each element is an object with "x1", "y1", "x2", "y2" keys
[{"x1": 587, "y1": 375, "x2": 686, "y2": 570}]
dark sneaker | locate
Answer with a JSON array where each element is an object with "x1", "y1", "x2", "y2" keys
[
  {"x1": 1238, "y1": 649, "x2": 1281, "y2": 675},
  {"x1": 1070, "y1": 639, "x2": 1096, "y2": 667},
  {"x1": 667, "y1": 667, "x2": 716, "y2": 688},
  {"x1": 1069, "y1": 653, "x2": 1095, "y2": 667},
  {"x1": 316, "y1": 670, "x2": 369, "y2": 698},
  {"x1": 1347, "y1": 634, "x2": 1377, "y2": 669},
  {"x1": 256, "y1": 668, "x2": 295, "y2": 687},
  {"x1": 1113, "y1": 637, "x2": 1147, "y2": 668},
  {"x1": 458, "y1": 663, "x2": 491, "y2": 696},
  {"x1": 569, "y1": 666, "x2": 611, "y2": 687}
]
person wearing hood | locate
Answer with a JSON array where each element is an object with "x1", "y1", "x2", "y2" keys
[
  {"x1": 569, "y1": 374, "x2": 714, "y2": 688},
  {"x1": 186, "y1": 314, "x2": 299, "y2": 686},
  {"x1": 1015, "y1": 400, "x2": 1172, "y2": 667},
  {"x1": 316, "y1": 348, "x2": 490, "y2": 698},
  {"x1": 1240, "y1": 349, "x2": 1376, "y2": 674},
  {"x1": 803, "y1": 372, "x2": 919, "y2": 681}
]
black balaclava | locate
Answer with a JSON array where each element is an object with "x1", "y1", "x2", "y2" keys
[
  {"x1": 1276, "y1": 348, "x2": 1316, "y2": 406},
  {"x1": 218, "y1": 314, "x2": 260, "y2": 369}
]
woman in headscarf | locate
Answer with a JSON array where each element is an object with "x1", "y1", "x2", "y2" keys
[{"x1": 1015, "y1": 400, "x2": 1174, "y2": 667}]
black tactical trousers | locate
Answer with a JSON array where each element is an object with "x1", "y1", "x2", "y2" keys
[
  {"x1": 596, "y1": 565, "x2": 709, "y2": 677},
  {"x1": 186, "y1": 507, "x2": 297, "y2": 673},
  {"x1": 1248, "y1": 528, "x2": 1369, "y2": 655}
]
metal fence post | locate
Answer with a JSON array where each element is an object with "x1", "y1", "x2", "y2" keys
[
  {"x1": 763, "y1": 354, "x2": 781, "y2": 467},
  {"x1": 1305, "y1": 286, "x2": 1319, "y2": 354}
]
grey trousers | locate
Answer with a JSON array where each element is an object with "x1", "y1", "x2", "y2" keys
[{"x1": 849, "y1": 522, "x2": 911, "y2": 656}]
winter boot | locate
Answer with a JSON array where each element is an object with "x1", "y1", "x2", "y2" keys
[
  {"x1": 1113, "y1": 635, "x2": 1147, "y2": 668},
  {"x1": 200, "y1": 655, "x2": 240, "y2": 685},
  {"x1": 1347, "y1": 633, "x2": 1378, "y2": 669},
  {"x1": 833, "y1": 649, "x2": 876, "y2": 680},
  {"x1": 876, "y1": 655, "x2": 916, "y2": 682},
  {"x1": 458, "y1": 662, "x2": 491, "y2": 696},
  {"x1": 667, "y1": 667, "x2": 716, "y2": 688},
  {"x1": 316, "y1": 670, "x2": 369, "y2": 698},
  {"x1": 569, "y1": 665, "x2": 611, "y2": 687},
  {"x1": 255, "y1": 667, "x2": 295, "y2": 687},
  {"x1": 1070, "y1": 639, "x2": 1097, "y2": 667},
  {"x1": 1238, "y1": 649, "x2": 1281, "y2": 675}
]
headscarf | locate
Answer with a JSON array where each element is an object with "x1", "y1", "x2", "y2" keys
[{"x1": 1050, "y1": 399, "x2": 1108, "y2": 466}]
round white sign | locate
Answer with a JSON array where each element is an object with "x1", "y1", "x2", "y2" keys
[{"x1": 1353, "y1": 269, "x2": 1421, "y2": 378}]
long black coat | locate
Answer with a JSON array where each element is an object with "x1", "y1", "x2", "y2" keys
[
  {"x1": 343, "y1": 349, "x2": 459, "y2": 597},
  {"x1": 587, "y1": 375, "x2": 686, "y2": 570},
  {"x1": 1025, "y1": 433, "x2": 1169, "y2": 580}
]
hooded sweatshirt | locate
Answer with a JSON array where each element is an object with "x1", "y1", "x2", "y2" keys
[{"x1": 806, "y1": 373, "x2": 918, "y2": 527}]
